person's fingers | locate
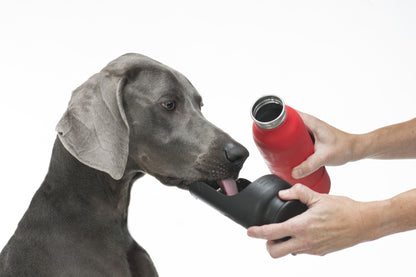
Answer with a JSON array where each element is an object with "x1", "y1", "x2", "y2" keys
[
  {"x1": 292, "y1": 153, "x2": 325, "y2": 179},
  {"x1": 297, "y1": 110, "x2": 320, "y2": 132},
  {"x1": 247, "y1": 222, "x2": 292, "y2": 241},
  {"x1": 292, "y1": 111, "x2": 330, "y2": 179},
  {"x1": 248, "y1": 224, "x2": 307, "y2": 259},
  {"x1": 278, "y1": 183, "x2": 320, "y2": 206},
  {"x1": 266, "y1": 238, "x2": 306, "y2": 259}
]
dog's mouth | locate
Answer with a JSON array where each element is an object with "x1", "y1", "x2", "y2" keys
[
  {"x1": 164, "y1": 177, "x2": 250, "y2": 195},
  {"x1": 216, "y1": 179, "x2": 238, "y2": 195},
  {"x1": 196, "y1": 178, "x2": 251, "y2": 196},
  {"x1": 213, "y1": 179, "x2": 239, "y2": 196}
]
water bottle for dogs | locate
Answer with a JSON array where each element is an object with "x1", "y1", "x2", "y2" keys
[
  {"x1": 189, "y1": 175, "x2": 307, "y2": 233},
  {"x1": 251, "y1": 95, "x2": 331, "y2": 193}
]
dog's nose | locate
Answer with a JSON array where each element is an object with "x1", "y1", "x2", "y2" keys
[{"x1": 224, "y1": 142, "x2": 249, "y2": 167}]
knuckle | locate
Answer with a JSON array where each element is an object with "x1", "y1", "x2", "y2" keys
[
  {"x1": 282, "y1": 220, "x2": 296, "y2": 233},
  {"x1": 290, "y1": 222, "x2": 303, "y2": 234},
  {"x1": 292, "y1": 183, "x2": 304, "y2": 195},
  {"x1": 297, "y1": 237, "x2": 314, "y2": 252},
  {"x1": 292, "y1": 183, "x2": 303, "y2": 190}
]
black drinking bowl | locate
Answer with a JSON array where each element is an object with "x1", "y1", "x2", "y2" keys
[{"x1": 189, "y1": 174, "x2": 307, "y2": 237}]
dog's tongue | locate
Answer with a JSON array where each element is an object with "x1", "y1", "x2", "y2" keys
[{"x1": 217, "y1": 179, "x2": 238, "y2": 196}]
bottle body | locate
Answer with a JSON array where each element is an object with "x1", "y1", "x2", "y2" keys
[{"x1": 251, "y1": 95, "x2": 330, "y2": 193}]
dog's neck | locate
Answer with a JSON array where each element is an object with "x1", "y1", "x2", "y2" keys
[{"x1": 42, "y1": 137, "x2": 143, "y2": 224}]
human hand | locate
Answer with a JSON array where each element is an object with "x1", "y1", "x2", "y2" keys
[
  {"x1": 292, "y1": 112, "x2": 357, "y2": 179},
  {"x1": 247, "y1": 184, "x2": 371, "y2": 258}
]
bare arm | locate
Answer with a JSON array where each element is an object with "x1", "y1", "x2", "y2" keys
[
  {"x1": 372, "y1": 188, "x2": 416, "y2": 238},
  {"x1": 355, "y1": 118, "x2": 416, "y2": 160}
]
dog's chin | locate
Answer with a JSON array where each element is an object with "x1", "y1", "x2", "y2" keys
[{"x1": 159, "y1": 176, "x2": 190, "y2": 190}]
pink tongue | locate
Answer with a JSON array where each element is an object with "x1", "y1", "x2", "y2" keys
[{"x1": 217, "y1": 179, "x2": 238, "y2": 196}]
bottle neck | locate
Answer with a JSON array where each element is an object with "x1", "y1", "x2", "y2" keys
[{"x1": 251, "y1": 95, "x2": 287, "y2": 129}]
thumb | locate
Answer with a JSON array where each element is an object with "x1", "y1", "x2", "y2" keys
[
  {"x1": 292, "y1": 153, "x2": 324, "y2": 179},
  {"x1": 279, "y1": 183, "x2": 320, "y2": 206}
]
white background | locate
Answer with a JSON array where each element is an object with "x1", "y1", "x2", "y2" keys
[{"x1": 1, "y1": 1, "x2": 416, "y2": 276}]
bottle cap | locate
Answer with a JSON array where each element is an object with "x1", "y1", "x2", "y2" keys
[{"x1": 251, "y1": 95, "x2": 287, "y2": 129}]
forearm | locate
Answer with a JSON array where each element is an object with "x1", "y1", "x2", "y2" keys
[
  {"x1": 352, "y1": 118, "x2": 416, "y2": 160},
  {"x1": 362, "y1": 189, "x2": 416, "y2": 242}
]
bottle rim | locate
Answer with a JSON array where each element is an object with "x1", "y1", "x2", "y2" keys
[{"x1": 251, "y1": 95, "x2": 287, "y2": 129}]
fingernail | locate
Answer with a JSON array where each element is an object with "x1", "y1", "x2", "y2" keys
[{"x1": 292, "y1": 168, "x2": 303, "y2": 179}]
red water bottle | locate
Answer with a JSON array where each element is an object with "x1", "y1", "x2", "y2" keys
[{"x1": 251, "y1": 95, "x2": 330, "y2": 193}]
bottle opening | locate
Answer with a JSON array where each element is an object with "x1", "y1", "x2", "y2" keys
[
  {"x1": 255, "y1": 102, "x2": 283, "y2": 122},
  {"x1": 251, "y1": 95, "x2": 286, "y2": 129}
]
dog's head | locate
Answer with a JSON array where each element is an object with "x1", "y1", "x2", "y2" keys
[{"x1": 56, "y1": 53, "x2": 248, "y2": 190}]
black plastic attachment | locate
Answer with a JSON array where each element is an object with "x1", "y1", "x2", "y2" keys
[{"x1": 189, "y1": 174, "x2": 307, "y2": 229}]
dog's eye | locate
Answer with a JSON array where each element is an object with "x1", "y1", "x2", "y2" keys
[{"x1": 161, "y1": 101, "x2": 176, "y2": 111}]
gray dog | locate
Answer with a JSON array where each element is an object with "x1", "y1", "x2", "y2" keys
[{"x1": 0, "y1": 53, "x2": 249, "y2": 276}]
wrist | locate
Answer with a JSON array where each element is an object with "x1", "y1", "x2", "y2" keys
[
  {"x1": 350, "y1": 133, "x2": 373, "y2": 162},
  {"x1": 359, "y1": 199, "x2": 393, "y2": 242}
]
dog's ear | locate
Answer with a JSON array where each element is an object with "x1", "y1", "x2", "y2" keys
[{"x1": 56, "y1": 67, "x2": 130, "y2": 180}]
